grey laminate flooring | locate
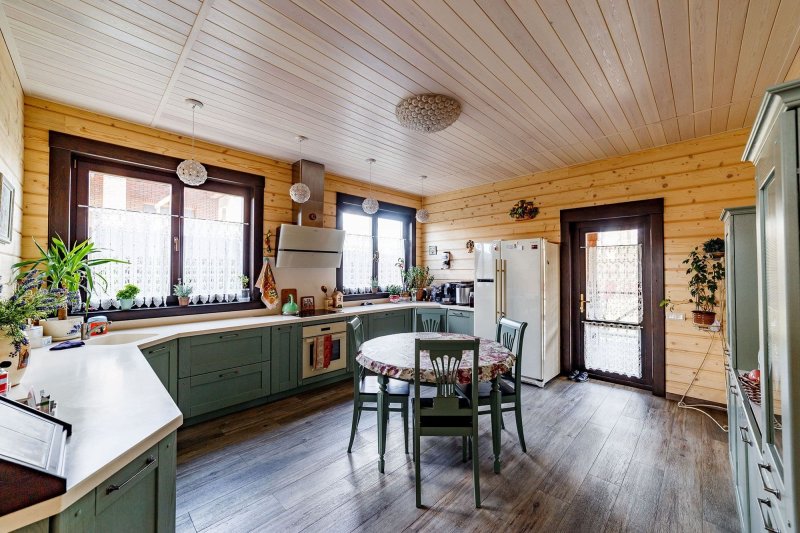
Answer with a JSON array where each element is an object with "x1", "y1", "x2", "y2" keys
[{"x1": 175, "y1": 377, "x2": 739, "y2": 533}]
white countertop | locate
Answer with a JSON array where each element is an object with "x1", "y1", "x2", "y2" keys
[{"x1": 1, "y1": 301, "x2": 473, "y2": 530}]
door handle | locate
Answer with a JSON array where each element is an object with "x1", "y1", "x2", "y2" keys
[
  {"x1": 758, "y1": 463, "x2": 781, "y2": 499},
  {"x1": 579, "y1": 293, "x2": 591, "y2": 314},
  {"x1": 757, "y1": 498, "x2": 780, "y2": 533},
  {"x1": 739, "y1": 426, "x2": 752, "y2": 445}
]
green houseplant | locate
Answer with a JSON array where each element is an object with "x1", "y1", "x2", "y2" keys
[
  {"x1": 13, "y1": 237, "x2": 127, "y2": 318},
  {"x1": 371, "y1": 277, "x2": 380, "y2": 294},
  {"x1": 684, "y1": 246, "x2": 725, "y2": 326},
  {"x1": 405, "y1": 266, "x2": 435, "y2": 301},
  {"x1": 173, "y1": 279, "x2": 193, "y2": 307},
  {"x1": 115, "y1": 283, "x2": 140, "y2": 310},
  {"x1": 0, "y1": 271, "x2": 66, "y2": 386},
  {"x1": 239, "y1": 274, "x2": 250, "y2": 302},
  {"x1": 386, "y1": 284, "x2": 402, "y2": 303}
]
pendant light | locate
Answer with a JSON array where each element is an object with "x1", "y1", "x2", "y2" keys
[
  {"x1": 289, "y1": 135, "x2": 311, "y2": 204},
  {"x1": 362, "y1": 158, "x2": 379, "y2": 215},
  {"x1": 176, "y1": 98, "x2": 208, "y2": 186},
  {"x1": 415, "y1": 175, "x2": 430, "y2": 223}
]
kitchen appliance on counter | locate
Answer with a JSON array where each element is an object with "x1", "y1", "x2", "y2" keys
[
  {"x1": 301, "y1": 321, "x2": 347, "y2": 380},
  {"x1": 474, "y1": 238, "x2": 560, "y2": 387},
  {"x1": 455, "y1": 282, "x2": 473, "y2": 306},
  {"x1": 441, "y1": 282, "x2": 473, "y2": 305}
]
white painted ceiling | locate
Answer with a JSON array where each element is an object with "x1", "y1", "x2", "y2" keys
[{"x1": 1, "y1": 0, "x2": 798, "y2": 194}]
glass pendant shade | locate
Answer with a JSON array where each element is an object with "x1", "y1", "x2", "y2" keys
[
  {"x1": 362, "y1": 197, "x2": 379, "y2": 215},
  {"x1": 415, "y1": 208, "x2": 430, "y2": 223},
  {"x1": 176, "y1": 159, "x2": 208, "y2": 186},
  {"x1": 289, "y1": 182, "x2": 311, "y2": 203}
]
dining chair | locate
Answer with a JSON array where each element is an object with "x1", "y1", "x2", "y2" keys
[
  {"x1": 346, "y1": 316, "x2": 410, "y2": 454},
  {"x1": 413, "y1": 338, "x2": 481, "y2": 508},
  {"x1": 415, "y1": 311, "x2": 442, "y2": 332},
  {"x1": 459, "y1": 318, "x2": 528, "y2": 453}
]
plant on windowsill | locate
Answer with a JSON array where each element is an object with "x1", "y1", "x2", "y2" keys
[
  {"x1": 386, "y1": 284, "x2": 402, "y2": 303},
  {"x1": 173, "y1": 279, "x2": 193, "y2": 307},
  {"x1": 370, "y1": 278, "x2": 380, "y2": 294},
  {"x1": 115, "y1": 283, "x2": 140, "y2": 311},
  {"x1": 508, "y1": 199, "x2": 539, "y2": 221},
  {"x1": 239, "y1": 275, "x2": 250, "y2": 302}
]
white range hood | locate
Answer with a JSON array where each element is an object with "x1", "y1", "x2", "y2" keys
[{"x1": 275, "y1": 225, "x2": 345, "y2": 269}]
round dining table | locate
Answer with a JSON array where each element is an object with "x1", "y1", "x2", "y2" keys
[{"x1": 357, "y1": 332, "x2": 516, "y2": 474}]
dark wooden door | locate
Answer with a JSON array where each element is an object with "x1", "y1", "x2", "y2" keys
[{"x1": 561, "y1": 199, "x2": 665, "y2": 395}]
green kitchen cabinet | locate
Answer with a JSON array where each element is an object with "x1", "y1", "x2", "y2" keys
[
  {"x1": 178, "y1": 328, "x2": 270, "y2": 378},
  {"x1": 48, "y1": 432, "x2": 176, "y2": 533},
  {"x1": 142, "y1": 341, "x2": 178, "y2": 403},
  {"x1": 414, "y1": 308, "x2": 447, "y2": 332},
  {"x1": 271, "y1": 323, "x2": 300, "y2": 394},
  {"x1": 446, "y1": 309, "x2": 474, "y2": 336},
  {"x1": 13, "y1": 521, "x2": 49, "y2": 533},
  {"x1": 367, "y1": 309, "x2": 412, "y2": 339}
]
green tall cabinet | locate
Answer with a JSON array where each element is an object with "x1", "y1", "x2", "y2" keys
[{"x1": 271, "y1": 323, "x2": 300, "y2": 394}]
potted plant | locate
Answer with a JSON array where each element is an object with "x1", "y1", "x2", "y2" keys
[
  {"x1": 703, "y1": 237, "x2": 725, "y2": 259},
  {"x1": 371, "y1": 278, "x2": 380, "y2": 294},
  {"x1": 0, "y1": 271, "x2": 66, "y2": 386},
  {"x1": 405, "y1": 266, "x2": 434, "y2": 301},
  {"x1": 239, "y1": 275, "x2": 250, "y2": 302},
  {"x1": 173, "y1": 279, "x2": 193, "y2": 307},
  {"x1": 684, "y1": 245, "x2": 725, "y2": 326},
  {"x1": 13, "y1": 237, "x2": 127, "y2": 318},
  {"x1": 115, "y1": 283, "x2": 140, "y2": 310},
  {"x1": 386, "y1": 284, "x2": 402, "y2": 303}
]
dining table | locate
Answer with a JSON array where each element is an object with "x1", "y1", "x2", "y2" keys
[{"x1": 356, "y1": 332, "x2": 516, "y2": 474}]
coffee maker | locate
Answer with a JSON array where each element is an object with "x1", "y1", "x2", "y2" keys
[{"x1": 455, "y1": 282, "x2": 474, "y2": 306}]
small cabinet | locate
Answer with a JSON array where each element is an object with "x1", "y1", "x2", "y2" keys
[
  {"x1": 271, "y1": 324, "x2": 300, "y2": 394},
  {"x1": 367, "y1": 309, "x2": 412, "y2": 339},
  {"x1": 142, "y1": 341, "x2": 177, "y2": 403},
  {"x1": 178, "y1": 329, "x2": 269, "y2": 378},
  {"x1": 414, "y1": 308, "x2": 447, "y2": 332},
  {"x1": 446, "y1": 309, "x2": 474, "y2": 335}
]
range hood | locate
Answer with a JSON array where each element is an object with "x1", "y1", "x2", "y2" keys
[{"x1": 276, "y1": 159, "x2": 346, "y2": 268}]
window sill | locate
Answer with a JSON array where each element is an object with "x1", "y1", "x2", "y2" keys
[
  {"x1": 344, "y1": 292, "x2": 389, "y2": 302},
  {"x1": 85, "y1": 300, "x2": 265, "y2": 321}
]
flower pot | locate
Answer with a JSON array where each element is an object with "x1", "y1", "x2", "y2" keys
[
  {"x1": 68, "y1": 291, "x2": 83, "y2": 313},
  {"x1": 0, "y1": 337, "x2": 30, "y2": 387},
  {"x1": 389, "y1": 295, "x2": 400, "y2": 303},
  {"x1": 119, "y1": 298, "x2": 134, "y2": 310},
  {"x1": 42, "y1": 316, "x2": 83, "y2": 341},
  {"x1": 178, "y1": 296, "x2": 190, "y2": 307},
  {"x1": 239, "y1": 289, "x2": 250, "y2": 302},
  {"x1": 415, "y1": 288, "x2": 425, "y2": 301},
  {"x1": 692, "y1": 310, "x2": 716, "y2": 326}
]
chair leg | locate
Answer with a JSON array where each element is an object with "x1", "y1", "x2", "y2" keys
[
  {"x1": 462, "y1": 436, "x2": 467, "y2": 462},
  {"x1": 402, "y1": 400, "x2": 409, "y2": 454},
  {"x1": 500, "y1": 414, "x2": 505, "y2": 430},
  {"x1": 472, "y1": 432, "x2": 481, "y2": 508},
  {"x1": 414, "y1": 429, "x2": 422, "y2": 508},
  {"x1": 347, "y1": 402, "x2": 360, "y2": 453},
  {"x1": 515, "y1": 402, "x2": 527, "y2": 453}
]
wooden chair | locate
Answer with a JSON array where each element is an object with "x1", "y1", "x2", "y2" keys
[
  {"x1": 413, "y1": 338, "x2": 481, "y2": 508},
  {"x1": 346, "y1": 316, "x2": 409, "y2": 454},
  {"x1": 460, "y1": 318, "x2": 528, "y2": 454},
  {"x1": 415, "y1": 311, "x2": 443, "y2": 332}
]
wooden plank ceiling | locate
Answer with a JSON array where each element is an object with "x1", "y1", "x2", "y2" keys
[{"x1": 1, "y1": 0, "x2": 799, "y2": 194}]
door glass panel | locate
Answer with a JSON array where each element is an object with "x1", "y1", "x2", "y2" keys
[
  {"x1": 763, "y1": 176, "x2": 783, "y2": 458},
  {"x1": 341, "y1": 212, "x2": 373, "y2": 291},
  {"x1": 584, "y1": 229, "x2": 643, "y2": 378}
]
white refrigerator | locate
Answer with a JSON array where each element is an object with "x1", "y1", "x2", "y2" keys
[{"x1": 474, "y1": 238, "x2": 560, "y2": 387}]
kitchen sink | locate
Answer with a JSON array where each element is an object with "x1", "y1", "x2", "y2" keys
[{"x1": 85, "y1": 332, "x2": 158, "y2": 345}]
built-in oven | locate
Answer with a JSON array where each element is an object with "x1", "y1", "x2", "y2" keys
[{"x1": 301, "y1": 321, "x2": 347, "y2": 380}]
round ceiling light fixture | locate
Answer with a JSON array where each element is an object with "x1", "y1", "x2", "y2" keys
[
  {"x1": 176, "y1": 98, "x2": 208, "y2": 186},
  {"x1": 289, "y1": 135, "x2": 311, "y2": 204},
  {"x1": 415, "y1": 175, "x2": 429, "y2": 223},
  {"x1": 395, "y1": 93, "x2": 461, "y2": 133},
  {"x1": 362, "y1": 158, "x2": 380, "y2": 215}
]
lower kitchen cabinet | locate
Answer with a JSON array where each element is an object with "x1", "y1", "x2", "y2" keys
[
  {"x1": 446, "y1": 309, "x2": 474, "y2": 335},
  {"x1": 178, "y1": 362, "x2": 270, "y2": 418},
  {"x1": 142, "y1": 341, "x2": 177, "y2": 403},
  {"x1": 414, "y1": 308, "x2": 447, "y2": 332},
  {"x1": 367, "y1": 309, "x2": 412, "y2": 339},
  {"x1": 47, "y1": 432, "x2": 176, "y2": 533},
  {"x1": 271, "y1": 324, "x2": 300, "y2": 394}
]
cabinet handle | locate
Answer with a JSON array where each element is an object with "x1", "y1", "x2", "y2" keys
[
  {"x1": 105, "y1": 455, "x2": 155, "y2": 495},
  {"x1": 149, "y1": 346, "x2": 168, "y2": 353},
  {"x1": 219, "y1": 333, "x2": 239, "y2": 339},
  {"x1": 758, "y1": 463, "x2": 781, "y2": 499},
  {"x1": 218, "y1": 369, "x2": 240, "y2": 378},
  {"x1": 757, "y1": 497, "x2": 780, "y2": 533},
  {"x1": 739, "y1": 426, "x2": 752, "y2": 445},
  {"x1": 729, "y1": 385, "x2": 738, "y2": 396}
]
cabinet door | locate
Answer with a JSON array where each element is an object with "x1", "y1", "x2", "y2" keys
[
  {"x1": 447, "y1": 310, "x2": 474, "y2": 335},
  {"x1": 271, "y1": 324, "x2": 300, "y2": 394},
  {"x1": 50, "y1": 490, "x2": 95, "y2": 533},
  {"x1": 414, "y1": 309, "x2": 446, "y2": 332},
  {"x1": 368, "y1": 310, "x2": 411, "y2": 339},
  {"x1": 178, "y1": 362, "x2": 270, "y2": 417},
  {"x1": 142, "y1": 341, "x2": 177, "y2": 403},
  {"x1": 178, "y1": 328, "x2": 269, "y2": 378},
  {"x1": 95, "y1": 445, "x2": 159, "y2": 533}
]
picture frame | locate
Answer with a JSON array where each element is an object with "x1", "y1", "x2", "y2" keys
[
  {"x1": 300, "y1": 296, "x2": 315, "y2": 312},
  {"x1": 0, "y1": 174, "x2": 13, "y2": 245},
  {"x1": 428, "y1": 245, "x2": 437, "y2": 256}
]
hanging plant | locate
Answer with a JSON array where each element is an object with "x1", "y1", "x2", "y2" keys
[{"x1": 509, "y1": 199, "x2": 539, "y2": 221}]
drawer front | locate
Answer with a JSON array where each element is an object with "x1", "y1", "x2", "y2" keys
[
  {"x1": 178, "y1": 362, "x2": 270, "y2": 418},
  {"x1": 447, "y1": 311, "x2": 474, "y2": 335},
  {"x1": 368, "y1": 310, "x2": 410, "y2": 339},
  {"x1": 95, "y1": 444, "x2": 159, "y2": 514},
  {"x1": 178, "y1": 329, "x2": 269, "y2": 378}
]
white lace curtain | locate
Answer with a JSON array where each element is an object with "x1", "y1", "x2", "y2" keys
[{"x1": 183, "y1": 218, "x2": 243, "y2": 303}]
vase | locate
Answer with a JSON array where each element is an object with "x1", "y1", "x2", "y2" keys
[
  {"x1": 178, "y1": 296, "x2": 190, "y2": 307},
  {"x1": 119, "y1": 299, "x2": 134, "y2": 310},
  {"x1": 68, "y1": 291, "x2": 83, "y2": 313},
  {"x1": 0, "y1": 337, "x2": 30, "y2": 387}
]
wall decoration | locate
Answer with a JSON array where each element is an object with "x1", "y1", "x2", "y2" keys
[
  {"x1": 264, "y1": 229, "x2": 273, "y2": 256},
  {"x1": 466, "y1": 240, "x2": 474, "y2": 253},
  {"x1": 508, "y1": 199, "x2": 539, "y2": 221},
  {"x1": 300, "y1": 296, "x2": 315, "y2": 312},
  {"x1": 428, "y1": 245, "x2": 438, "y2": 255},
  {"x1": 0, "y1": 174, "x2": 14, "y2": 245}
]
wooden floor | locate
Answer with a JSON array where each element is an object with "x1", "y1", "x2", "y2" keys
[{"x1": 175, "y1": 377, "x2": 739, "y2": 533}]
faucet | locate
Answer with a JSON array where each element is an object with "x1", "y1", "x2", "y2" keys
[{"x1": 81, "y1": 321, "x2": 111, "y2": 340}]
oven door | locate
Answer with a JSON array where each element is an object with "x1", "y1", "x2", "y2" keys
[{"x1": 302, "y1": 332, "x2": 347, "y2": 380}]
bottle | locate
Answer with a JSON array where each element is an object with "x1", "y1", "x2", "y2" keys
[{"x1": 0, "y1": 361, "x2": 9, "y2": 397}]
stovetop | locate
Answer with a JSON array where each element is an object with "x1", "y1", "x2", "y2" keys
[{"x1": 298, "y1": 309, "x2": 342, "y2": 318}]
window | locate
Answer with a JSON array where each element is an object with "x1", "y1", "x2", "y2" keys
[
  {"x1": 336, "y1": 193, "x2": 415, "y2": 298},
  {"x1": 48, "y1": 132, "x2": 264, "y2": 318}
]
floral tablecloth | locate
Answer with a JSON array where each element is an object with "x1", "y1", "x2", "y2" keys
[{"x1": 356, "y1": 332, "x2": 515, "y2": 384}]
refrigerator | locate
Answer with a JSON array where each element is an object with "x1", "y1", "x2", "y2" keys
[{"x1": 474, "y1": 238, "x2": 560, "y2": 387}]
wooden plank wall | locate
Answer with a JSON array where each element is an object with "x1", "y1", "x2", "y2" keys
[
  {"x1": 0, "y1": 30, "x2": 24, "y2": 292},
  {"x1": 22, "y1": 97, "x2": 422, "y2": 266},
  {"x1": 419, "y1": 129, "x2": 755, "y2": 404}
]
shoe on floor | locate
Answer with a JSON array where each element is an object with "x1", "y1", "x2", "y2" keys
[
  {"x1": 568, "y1": 369, "x2": 580, "y2": 380},
  {"x1": 576, "y1": 371, "x2": 589, "y2": 383}
]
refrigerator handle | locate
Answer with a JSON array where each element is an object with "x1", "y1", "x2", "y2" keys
[
  {"x1": 501, "y1": 259, "x2": 507, "y2": 318},
  {"x1": 494, "y1": 259, "x2": 501, "y2": 322}
]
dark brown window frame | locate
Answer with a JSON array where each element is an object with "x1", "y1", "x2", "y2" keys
[{"x1": 48, "y1": 132, "x2": 265, "y2": 320}]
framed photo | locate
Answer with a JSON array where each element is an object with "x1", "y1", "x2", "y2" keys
[
  {"x1": 0, "y1": 174, "x2": 12, "y2": 245},
  {"x1": 428, "y1": 245, "x2": 438, "y2": 256},
  {"x1": 300, "y1": 296, "x2": 315, "y2": 312}
]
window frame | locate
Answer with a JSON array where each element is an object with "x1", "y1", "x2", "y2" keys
[
  {"x1": 336, "y1": 193, "x2": 415, "y2": 301},
  {"x1": 48, "y1": 132, "x2": 265, "y2": 320}
]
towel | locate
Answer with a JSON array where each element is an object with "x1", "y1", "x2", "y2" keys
[
  {"x1": 50, "y1": 340, "x2": 85, "y2": 351},
  {"x1": 314, "y1": 335, "x2": 325, "y2": 370},
  {"x1": 323, "y1": 335, "x2": 332, "y2": 369},
  {"x1": 255, "y1": 260, "x2": 280, "y2": 310}
]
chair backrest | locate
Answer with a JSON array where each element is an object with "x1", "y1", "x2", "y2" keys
[
  {"x1": 418, "y1": 314, "x2": 442, "y2": 332},
  {"x1": 348, "y1": 317, "x2": 365, "y2": 391},
  {"x1": 496, "y1": 317, "x2": 528, "y2": 385},
  {"x1": 414, "y1": 338, "x2": 481, "y2": 418}
]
